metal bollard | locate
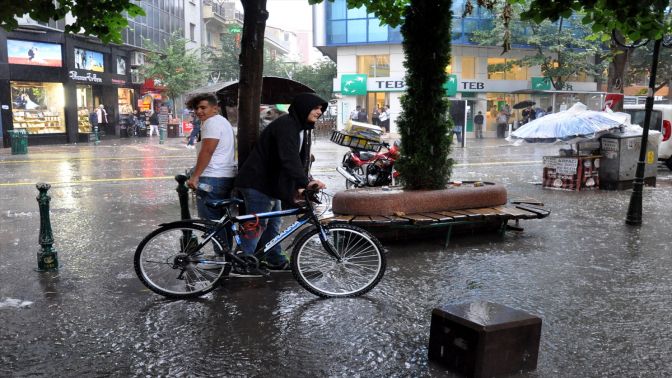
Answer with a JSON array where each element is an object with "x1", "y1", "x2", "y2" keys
[
  {"x1": 159, "y1": 126, "x2": 166, "y2": 144},
  {"x1": 175, "y1": 174, "x2": 197, "y2": 250},
  {"x1": 175, "y1": 174, "x2": 192, "y2": 220},
  {"x1": 36, "y1": 183, "x2": 59, "y2": 271},
  {"x1": 93, "y1": 125, "x2": 100, "y2": 145}
]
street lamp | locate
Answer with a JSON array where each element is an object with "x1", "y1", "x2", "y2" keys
[{"x1": 619, "y1": 33, "x2": 672, "y2": 225}]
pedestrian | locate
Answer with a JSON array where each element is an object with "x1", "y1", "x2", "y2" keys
[
  {"x1": 379, "y1": 105, "x2": 390, "y2": 133},
  {"x1": 185, "y1": 93, "x2": 237, "y2": 265},
  {"x1": 148, "y1": 110, "x2": 159, "y2": 137},
  {"x1": 234, "y1": 92, "x2": 328, "y2": 273},
  {"x1": 89, "y1": 106, "x2": 98, "y2": 132},
  {"x1": 186, "y1": 113, "x2": 200, "y2": 148},
  {"x1": 474, "y1": 110, "x2": 484, "y2": 139},
  {"x1": 372, "y1": 106, "x2": 380, "y2": 126},
  {"x1": 496, "y1": 109, "x2": 508, "y2": 138},
  {"x1": 357, "y1": 107, "x2": 368, "y2": 123},
  {"x1": 96, "y1": 104, "x2": 108, "y2": 136},
  {"x1": 350, "y1": 105, "x2": 361, "y2": 120}
]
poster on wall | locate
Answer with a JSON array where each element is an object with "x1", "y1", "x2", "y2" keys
[
  {"x1": 7, "y1": 39, "x2": 63, "y2": 67},
  {"x1": 74, "y1": 48, "x2": 105, "y2": 72},
  {"x1": 116, "y1": 57, "x2": 126, "y2": 75},
  {"x1": 11, "y1": 84, "x2": 47, "y2": 110}
]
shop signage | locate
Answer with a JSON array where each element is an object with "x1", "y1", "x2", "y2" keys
[
  {"x1": 341, "y1": 74, "x2": 368, "y2": 95},
  {"x1": 373, "y1": 80, "x2": 405, "y2": 89},
  {"x1": 444, "y1": 74, "x2": 458, "y2": 96},
  {"x1": 531, "y1": 77, "x2": 552, "y2": 90},
  {"x1": 69, "y1": 70, "x2": 103, "y2": 83},
  {"x1": 111, "y1": 78, "x2": 127, "y2": 85}
]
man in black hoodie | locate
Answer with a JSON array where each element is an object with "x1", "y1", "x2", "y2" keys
[{"x1": 235, "y1": 93, "x2": 327, "y2": 271}]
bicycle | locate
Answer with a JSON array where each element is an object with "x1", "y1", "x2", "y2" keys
[{"x1": 133, "y1": 186, "x2": 387, "y2": 299}]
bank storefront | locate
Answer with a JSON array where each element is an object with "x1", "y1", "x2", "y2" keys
[
  {"x1": 1, "y1": 30, "x2": 136, "y2": 147},
  {"x1": 333, "y1": 74, "x2": 598, "y2": 138}
]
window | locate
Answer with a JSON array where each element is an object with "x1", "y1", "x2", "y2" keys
[
  {"x1": 189, "y1": 23, "x2": 196, "y2": 41},
  {"x1": 10, "y1": 82, "x2": 66, "y2": 135},
  {"x1": 487, "y1": 58, "x2": 528, "y2": 80},
  {"x1": 357, "y1": 55, "x2": 390, "y2": 77},
  {"x1": 461, "y1": 56, "x2": 475, "y2": 79}
]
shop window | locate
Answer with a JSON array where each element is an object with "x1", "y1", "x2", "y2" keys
[
  {"x1": 76, "y1": 85, "x2": 94, "y2": 133},
  {"x1": 357, "y1": 55, "x2": 390, "y2": 77},
  {"x1": 487, "y1": 58, "x2": 528, "y2": 80},
  {"x1": 461, "y1": 56, "x2": 475, "y2": 79},
  {"x1": 189, "y1": 23, "x2": 196, "y2": 41},
  {"x1": 11, "y1": 82, "x2": 66, "y2": 135}
]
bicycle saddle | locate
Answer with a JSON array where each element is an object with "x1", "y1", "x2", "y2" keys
[{"x1": 205, "y1": 198, "x2": 244, "y2": 209}]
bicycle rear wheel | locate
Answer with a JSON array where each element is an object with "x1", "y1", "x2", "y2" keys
[
  {"x1": 134, "y1": 223, "x2": 227, "y2": 299},
  {"x1": 291, "y1": 223, "x2": 386, "y2": 298}
]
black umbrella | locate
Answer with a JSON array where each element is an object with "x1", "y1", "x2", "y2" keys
[{"x1": 513, "y1": 100, "x2": 536, "y2": 109}]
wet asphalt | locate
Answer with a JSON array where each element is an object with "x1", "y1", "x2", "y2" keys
[{"x1": 1, "y1": 133, "x2": 672, "y2": 377}]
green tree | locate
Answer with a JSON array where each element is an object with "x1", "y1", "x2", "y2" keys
[
  {"x1": 203, "y1": 32, "x2": 242, "y2": 83},
  {"x1": 471, "y1": 2, "x2": 608, "y2": 91},
  {"x1": 0, "y1": 1, "x2": 144, "y2": 44},
  {"x1": 292, "y1": 59, "x2": 337, "y2": 101},
  {"x1": 309, "y1": 0, "x2": 453, "y2": 189},
  {"x1": 142, "y1": 32, "x2": 205, "y2": 104},
  {"x1": 627, "y1": 41, "x2": 672, "y2": 103}
]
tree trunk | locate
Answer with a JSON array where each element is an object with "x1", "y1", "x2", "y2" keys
[
  {"x1": 237, "y1": 0, "x2": 268, "y2": 166},
  {"x1": 607, "y1": 31, "x2": 629, "y2": 94}
]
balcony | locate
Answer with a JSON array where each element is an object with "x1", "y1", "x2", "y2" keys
[{"x1": 203, "y1": 0, "x2": 236, "y2": 25}]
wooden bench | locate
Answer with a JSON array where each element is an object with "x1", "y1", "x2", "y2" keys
[{"x1": 321, "y1": 198, "x2": 550, "y2": 246}]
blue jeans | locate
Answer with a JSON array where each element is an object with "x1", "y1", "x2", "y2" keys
[
  {"x1": 238, "y1": 187, "x2": 285, "y2": 265},
  {"x1": 196, "y1": 176, "x2": 235, "y2": 252},
  {"x1": 187, "y1": 123, "x2": 201, "y2": 146}
]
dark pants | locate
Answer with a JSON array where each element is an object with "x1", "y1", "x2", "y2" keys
[{"x1": 497, "y1": 123, "x2": 507, "y2": 138}]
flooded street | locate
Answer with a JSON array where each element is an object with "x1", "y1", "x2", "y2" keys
[{"x1": 2, "y1": 136, "x2": 672, "y2": 377}]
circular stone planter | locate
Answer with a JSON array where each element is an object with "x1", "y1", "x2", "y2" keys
[{"x1": 332, "y1": 181, "x2": 507, "y2": 216}]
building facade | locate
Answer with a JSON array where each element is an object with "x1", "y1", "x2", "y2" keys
[
  {"x1": 1, "y1": 0, "x2": 197, "y2": 147},
  {"x1": 312, "y1": 0, "x2": 599, "y2": 138}
]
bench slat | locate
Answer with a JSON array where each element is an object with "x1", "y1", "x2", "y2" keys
[
  {"x1": 351, "y1": 216, "x2": 373, "y2": 224},
  {"x1": 436, "y1": 210, "x2": 469, "y2": 220},
  {"x1": 400, "y1": 213, "x2": 437, "y2": 225},
  {"x1": 420, "y1": 212, "x2": 454, "y2": 222},
  {"x1": 494, "y1": 206, "x2": 538, "y2": 219}
]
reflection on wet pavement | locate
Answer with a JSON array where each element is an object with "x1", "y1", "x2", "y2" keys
[{"x1": 2, "y1": 137, "x2": 672, "y2": 376}]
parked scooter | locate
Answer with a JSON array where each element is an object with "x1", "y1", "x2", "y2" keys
[{"x1": 337, "y1": 140, "x2": 401, "y2": 188}]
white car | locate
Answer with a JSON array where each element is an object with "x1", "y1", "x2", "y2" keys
[{"x1": 623, "y1": 104, "x2": 672, "y2": 170}]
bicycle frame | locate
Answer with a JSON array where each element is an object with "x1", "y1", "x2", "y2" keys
[{"x1": 189, "y1": 192, "x2": 341, "y2": 265}]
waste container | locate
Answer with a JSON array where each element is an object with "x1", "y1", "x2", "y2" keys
[
  {"x1": 167, "y1": 123, "x2": 179, "y2": 138},
  {"x1": 599, "y1": 130, "x2": 660, "y2": 190},
  {"x1": 8, "y1": 129, "x2": 28, "y2": 155}
]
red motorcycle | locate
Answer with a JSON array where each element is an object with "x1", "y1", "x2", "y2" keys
[{"x1": 337, "y1": 141, "x2": 401, "y2": 188}]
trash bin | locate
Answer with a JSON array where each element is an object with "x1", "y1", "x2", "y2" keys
[
  {"x1": 167, "y1": 123, "x2": 179, "y2": 138},
  {"x1": 599, "y1": 130, "x2": 660, "y2": 190},
  {"x1": 8, "y1": 129, "x2": 28, "y2": 155}
]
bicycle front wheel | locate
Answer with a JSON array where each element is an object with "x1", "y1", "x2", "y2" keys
[
  {"x1": 134, "y1": 223, "x2": 227, "y2": 299},
  {"x1": 291, "y1": 223, "x2": 386, "y2": 298}
]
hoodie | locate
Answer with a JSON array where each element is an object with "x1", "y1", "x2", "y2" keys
[{"x1": 235, "y1": 93, "x2": 327, "y2": 203}]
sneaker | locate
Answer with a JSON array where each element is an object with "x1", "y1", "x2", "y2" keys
[
  {"x1": 263, "y1": 260, "x2": 291, "y2": 272},
  {"x1": 229, "y1": 264, "x2": 269, "y2": 278}
]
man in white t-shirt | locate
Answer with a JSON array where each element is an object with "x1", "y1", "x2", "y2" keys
[{"x1": 186, "y1": 93, "x2": 236, "y2": 247}]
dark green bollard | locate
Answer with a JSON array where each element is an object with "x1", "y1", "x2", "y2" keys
[
  {"x1": 175, "y1": 174, "x2": 192, "y2": 220},
  {"x1": 159, "y1": 126, "x2": 166, "y2": 144},
  {"x1": 175, "y1": 174, "x2": 197, "y2": 250},
  {"x1": 93, "y1": 125, "x2": 100, "y2": 145},
  {"x1": 36, "y1": 183, "x2": 59, "y2": 271}
]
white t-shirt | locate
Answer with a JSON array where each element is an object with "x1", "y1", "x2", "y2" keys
[{"x1": 197, "y1": 114, "x2": 237, "y2": 177}]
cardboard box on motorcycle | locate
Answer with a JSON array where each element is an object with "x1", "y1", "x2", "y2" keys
[{"x1": 344, "y1": 120, "x2": 383, "y2": 142}]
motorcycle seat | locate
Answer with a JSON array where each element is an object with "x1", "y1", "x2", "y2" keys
[{"x1": 359, "y1": 151, "x2": 377, "y2": 160}]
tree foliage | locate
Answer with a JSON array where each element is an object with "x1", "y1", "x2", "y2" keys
[
  {"x1": 393, "y1": 0, "x2": 454, "y2": 189},
  {"x1": 0, "y1": 0, "x2": 144, "y2": 44},
  {"x1": 142, "y1": 32, "x2": 205, "y2": 102},
  {"x1": 292, "y1": 59, "x2": 337, "y2": 102},
  {"x1": 516, "y1": 0, "x2": 672, "y2": 42},
  {"x1": 470, "y1": 2, "x2": 608, "y2": 90}
]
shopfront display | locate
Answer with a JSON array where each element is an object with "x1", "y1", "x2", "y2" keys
[
  {"x1": 76, "y1": 85, "x2": 94, "y2": 133},
  {"x1": 10, "y1": 82, "x2": 66, "y2": 134},
  {"x1": 542, "y1": 155, "x2": 600, "y2": 191},
  {"x1": 118, "y1": 88, "x2": 135, "y2": 115}
]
